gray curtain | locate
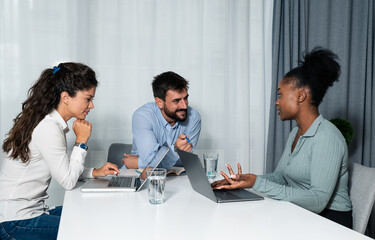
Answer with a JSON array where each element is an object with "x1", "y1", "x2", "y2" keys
[{"x1": 268, "y1": 0, "x2": 374, "y2": 236}]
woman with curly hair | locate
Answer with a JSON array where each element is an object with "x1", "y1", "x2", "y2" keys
[{"x1": 0, "y1": 63, "x2": 119, "y2": 239}]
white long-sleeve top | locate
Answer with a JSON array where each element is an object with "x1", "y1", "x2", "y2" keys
[{"x1": 0, "y1": 110, "x2": 93, "y2": 222}]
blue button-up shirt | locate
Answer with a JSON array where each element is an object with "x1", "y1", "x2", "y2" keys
[{"x1": 131, "y1": 102, "x2": 201, "y2": 169}]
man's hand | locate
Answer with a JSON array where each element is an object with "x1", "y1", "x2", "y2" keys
[
  {"x1": 122, "y1": 154, "x2": 139, "y2": 169},
  {"x1": 140, "y1": 167, "x2": 152, "y2": 180},
  {"x1": 175, "y1": 133, "x2": 193, "y2": 152}
]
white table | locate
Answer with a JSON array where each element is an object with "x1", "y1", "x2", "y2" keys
[{"x1": 57, "y1": 175, "x2": 371, "y2": 240}]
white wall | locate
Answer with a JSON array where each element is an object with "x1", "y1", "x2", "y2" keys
[{"x1": 0, "y1": 0, "x2": 273, "y2": 206}]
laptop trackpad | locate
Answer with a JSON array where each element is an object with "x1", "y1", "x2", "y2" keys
[
  {"x1": 214, "y1": 189, "x2": 264, "y2": 202},
  {"x1": 214, "y1": 189, "x2": 240, "y2": 200},
  {"x1": 83, "y1": 178, "x2": 110, "y2": 188},
  {"x1": 230, "y1": 189, "x2": 256, "y2": 198}
]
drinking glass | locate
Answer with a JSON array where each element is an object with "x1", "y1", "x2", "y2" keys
[
  {"x1": 203, "y1": 153, "x2": 219, "y2": 181},
  {"x1": 147, "y1": 168, "x2": 167, "y2": 205}
]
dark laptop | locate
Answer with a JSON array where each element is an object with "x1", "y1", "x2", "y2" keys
[{"x1": 177, "y1": 149, "x2": 264, "y2": 203}]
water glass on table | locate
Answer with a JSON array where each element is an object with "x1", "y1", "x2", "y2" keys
[
  {"x1": 203, "y1": 153, "x2": 219, "y2": 182},
  {"x1": 147, "y1": 168, "x2": 167, "y2": 205}
]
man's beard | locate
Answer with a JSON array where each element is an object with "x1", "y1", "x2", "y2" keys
[{"x1": 163, "y1": 106, "x2": 188, "y2": 122}]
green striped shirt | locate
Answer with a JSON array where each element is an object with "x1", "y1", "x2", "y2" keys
[{"x1": 253, "y1": 115, "x2": 352, "y2": 213}]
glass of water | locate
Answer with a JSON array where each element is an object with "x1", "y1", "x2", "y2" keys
[
  {"x1": 203, "y1": 153, "x2": 219, "y2": 182},
  {"x1": 147, "y1": 168, "x2": 167, "y2": 205}
]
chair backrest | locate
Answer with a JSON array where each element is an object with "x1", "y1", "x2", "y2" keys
[
  {"x1": 348, "y1": 161, "x2": 375, "y2": 234},
  {"x1": 107, "y1": 143, "x2": 132, "y2": 168}
]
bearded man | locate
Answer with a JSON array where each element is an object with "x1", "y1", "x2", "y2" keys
[{"x1": 122, "y1": 71, "x2": 201, "y2": 169}]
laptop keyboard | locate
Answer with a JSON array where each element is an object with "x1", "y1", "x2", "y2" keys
[
  {"x1": 108, "y1": 177, "x2": 133, "y2": 188},
  {"x1": 214, "y1": 190, "x2": 239, "y2": 200}
]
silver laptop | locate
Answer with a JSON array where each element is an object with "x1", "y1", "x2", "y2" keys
[
  {"x1": 81, "y1": 147, "x2": 169, "y2": 193},
  {"x1": 177, "y1": 149, "x2": 264, "y2": 203}
]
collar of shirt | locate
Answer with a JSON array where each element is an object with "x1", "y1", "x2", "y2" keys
[
  {"x1": 50, "y1": 109, "x2": 70, "y2": 134},
  {"x1": 302, "y1": 114, "x2": 324, "y2": 138}
]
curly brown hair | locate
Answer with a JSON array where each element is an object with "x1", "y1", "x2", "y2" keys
[{"x1": 2, "y1": 62, "x2": 98, "y2": 163}]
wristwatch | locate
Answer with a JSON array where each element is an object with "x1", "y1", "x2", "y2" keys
[{"x1": 74, "y1": 142, "x2": 88, "y2": 151}]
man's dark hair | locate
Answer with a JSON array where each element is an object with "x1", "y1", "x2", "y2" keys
[{"x1": 152, "y1": 71, "x2": 189, "y2": 101}]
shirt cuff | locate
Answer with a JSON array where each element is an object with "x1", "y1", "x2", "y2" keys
[
  {"x1": 80, "y1": 168, "x2": 94, "y2": 179},
  {"x1": 251, "y1": 175, "x2": 264, "y2": 191},
  {"x1": 72, "y1": 146, "x2": 87, "y2": 163}
]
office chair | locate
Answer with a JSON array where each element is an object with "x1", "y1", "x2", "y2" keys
[
  {"x1": 348, "y1": 161, "x2": 375, "y2": 234},
  {"x1": 107, "y1": 143, "x2": 132, "y2": 168}
]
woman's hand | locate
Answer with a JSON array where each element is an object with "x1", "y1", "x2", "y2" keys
[
  {"x1": 92, "y1": 162, "x2": 120, "y2": 178},
  {"x1": 211, "y1": 163, "x2": 257, "y2": 190},
  {"x1": 211, "y1": 162, "x2": 242, "y2": 188},
  {"x1": 72, "y1": 119, "x2": 92, "y2": 144}
]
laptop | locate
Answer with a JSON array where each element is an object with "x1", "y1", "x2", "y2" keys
[
  {"x1": 177, "y1": 149, "x2": 264, "y2": 203},
  {"x1": 81, "y1": 147, "x2": 169, "y2": 193}
]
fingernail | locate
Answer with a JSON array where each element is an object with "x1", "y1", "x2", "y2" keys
[
  {"x1": 231, "y1": 174, "x2": 236, "y2": 178},
  {"x1": 114, "y1": 172, "x2": 117, "y2": 175}
]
